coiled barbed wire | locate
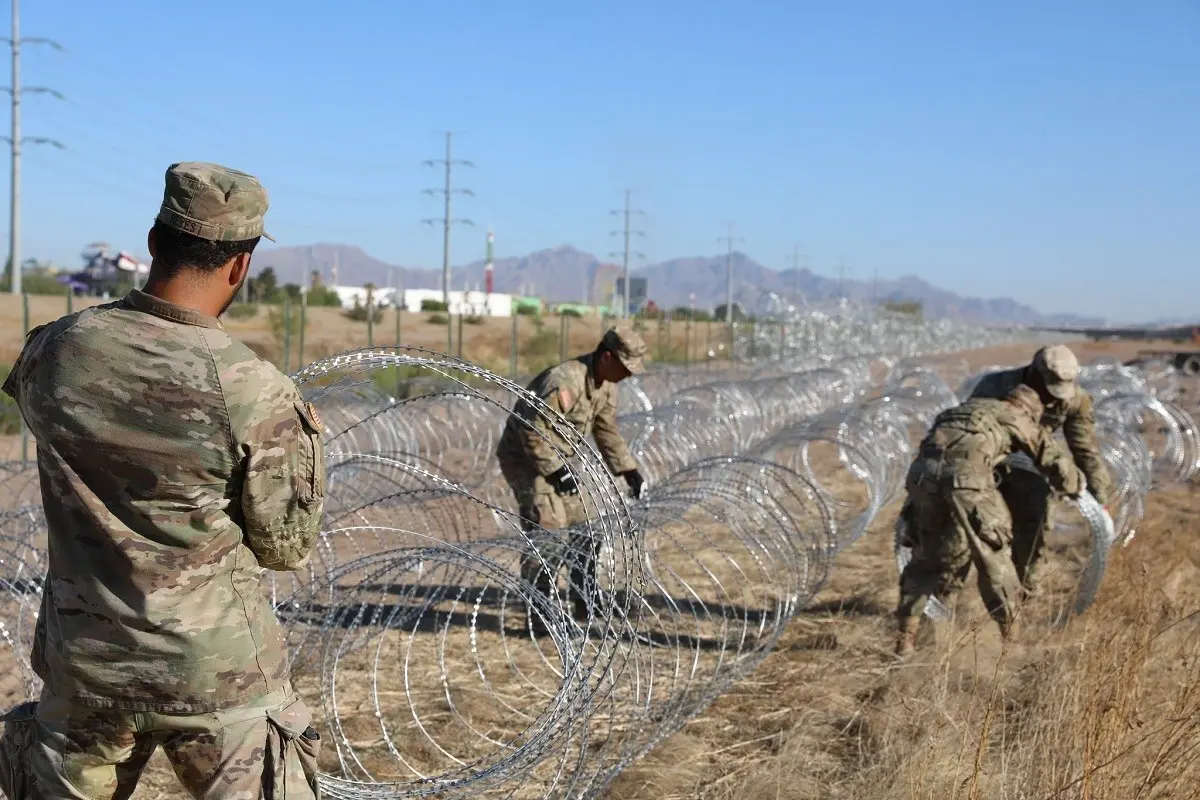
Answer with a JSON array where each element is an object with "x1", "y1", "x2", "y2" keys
[{"x1": 0, "y1": 310, "x2": 1194, "y2": 799}]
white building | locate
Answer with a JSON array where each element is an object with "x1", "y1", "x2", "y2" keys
[
  {"x1": 329, "y1": 285, "x2": 397, "y2": 309},
  {"x1": 399, "y1": 289, "x2": 513, "y2": 317},
  {"x1": 327, "y1": 286, "x2": 513, "y2": 317}
]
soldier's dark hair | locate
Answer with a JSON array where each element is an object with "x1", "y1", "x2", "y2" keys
[{"x1": 150, "y1": 220, "x2": 261, "y2": 276}]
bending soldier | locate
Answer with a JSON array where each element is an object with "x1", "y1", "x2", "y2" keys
[
  {"x1": 497, "y1": 323, "x2": 647, "y2": 628},
  {"x1": 968, "y1": 345, "x2": 1111, "y2": 597},
  {"x1": 895, "y1": 385, "x2": 1084, "y2": 657}
]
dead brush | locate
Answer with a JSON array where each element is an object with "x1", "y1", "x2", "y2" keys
[{"x1": 781, "y1": 491, "x2": 1200, "y2": 800}]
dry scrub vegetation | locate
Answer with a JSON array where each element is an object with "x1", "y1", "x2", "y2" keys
[
  {"x1": 605, "y1": 483, "x2": 1200, "y2": 800},
  {"x1": 2, "y1": 299, "x2": 1196, "y2": 799}
]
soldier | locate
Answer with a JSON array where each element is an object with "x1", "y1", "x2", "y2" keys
[
  {"x1": 968, "y1": 345, "x2": 1111, "y2": 597},
  {"x1": 0, "y1": 163, "x2": 325, "y2": 798},
  {"x1": 497, "y1": 323, "x2": 647, "y2": 628},
  {"x1": 895, "y1": 385, "x2": 1084, "y2": 657}
]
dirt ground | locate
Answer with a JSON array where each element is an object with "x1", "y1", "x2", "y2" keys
[{"x1": 2, "y1": 316, "x2": 1198, "y2": 798}]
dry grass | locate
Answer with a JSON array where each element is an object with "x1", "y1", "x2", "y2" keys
[
  {"x1": 605, "y1": 483, "x2": 1200, "y2": 800},
  {"x1": 1, "y1": 304, "x2": 1197, "y2": 798},
  {"x1": 0, "y1": 294, "x2": 719, "y2": 375}
]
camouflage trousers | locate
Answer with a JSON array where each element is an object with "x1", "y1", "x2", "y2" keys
[
  {"x1": 498, "y1": 458, "x2": 598, "y2": 618},
  {"x1": 996, "y1": 462, "x2": 1055, "y2": 591},
  {"x1": 897, "y1": 465, "x2": 1022, "y2": 626},
  {"x1": 0, "y1": 687, "x2": 320, "y2": 799}
]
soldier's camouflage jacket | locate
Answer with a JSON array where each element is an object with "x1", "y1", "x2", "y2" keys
[
  {"x1": 910, "y1": 396, "x2": 1082, "y2": 496},
  {"x1": 497, "y1": 353, "x2": 637, "y2": 487},
  {"x1": 969, "y1": 368, "x2": 1111, "y2": 504},
  {"x1": 2, "y1": 290, "x2": 325, "y2": 714}
]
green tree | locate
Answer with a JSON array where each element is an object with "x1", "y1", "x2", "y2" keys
[
  {"x1": 306, "y1": 286, "x2": 342, "y2": 307},
  {"x1": 250, "y1": 266, "x2": 281, "y2": 303},
  {"x1": 881, "y1": 299, "x2": 923, "y2": 320},
  {"x1": 713, "y1": 303, "x2": 746, "y2": 322}
]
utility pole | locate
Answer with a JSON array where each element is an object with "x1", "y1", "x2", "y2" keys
[
  {"x1": 787, "y1": 244, "x2": 806, "y2": 308},
  {"x1": 421, "y1": 131, "x2": 473, "y2": 354},
  {"x1": 608, "y1": 189, "x2": 644, "y2": 318},
  {"x1": 717, "y1": 223, "x2": 744, "y2": 324},
  {"x1": 3, "y1": 0, "x2": 63, "y2": 295}
]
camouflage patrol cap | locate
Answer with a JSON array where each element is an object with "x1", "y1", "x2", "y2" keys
[
  {"x1": 1031, "y1": 345, "x2": 1079, "y2": 400},
  {"x1": 156, "y1": 162, "x2": 275, "y2": 243},
  {"x1": 600, "y1": 322, "x2": 647, "y2": 375},
  {"x1": 1005, "y1": 384, "x2": 1045, "y2": 420}
]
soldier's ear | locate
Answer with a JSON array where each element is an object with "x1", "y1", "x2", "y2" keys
[
  {"x1": 146, "y1": 226, "x2": 158, "y2": 258},
  {"x1": 228, "y1": 252, "x2": 251, "y2": 288}
]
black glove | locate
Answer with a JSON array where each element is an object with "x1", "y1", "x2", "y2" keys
[
  {"x1": 621, "y1": 469, "x2": 645, "y2": 499},
  {"x1": 548, "y1": 466, "x2": 579, "y2": 496}
]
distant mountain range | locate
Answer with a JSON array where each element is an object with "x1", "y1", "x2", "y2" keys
[{"x1": 255, "y1": 242, "x2": 1108, "y2": 327}]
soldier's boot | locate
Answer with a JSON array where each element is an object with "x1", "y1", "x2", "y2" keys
[
  {"x1": 894, "y1": 616, "x2": 921, "y2": 657},
  {"x1": 521, "y1": 557, "x2": 555, "y2": 637},
  {"x1": 998, "y1": 616, "x2": 1020, "y2": 641},
  {"x1": 1020, "y1": 570, "x2": 1043, "y2": 601}
]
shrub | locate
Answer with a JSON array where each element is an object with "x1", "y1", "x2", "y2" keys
[
  {"x1": 464, "y1": 314, "x2": 485, "y2": 325},
  {"x1": 421, "y1": 299, "x2": 449, "y2": 312},
  {"x1": 225, "y1": 304, "x2": 259, "y2": 320},
  {"x1": 516, "y1": 304, "x2": 539, "y2": 317},
  {"x1": 345, "y1": 304, "x2": 384, "y2": 323},
  {"x1": 427, "y1": 313, "x2": 449, "y2": 325}
]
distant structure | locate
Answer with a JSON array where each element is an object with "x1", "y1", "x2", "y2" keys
[
  {"x1": 62, "y1": 242, "x2": 148, "y2": 296},
  {"x1": 485, "y1": 228, "x2": 494, "y2": 297},
  {"x1": 329, "y1": 284, "x2": 514, "y2": 318},
  {"x1": 614, "y1": 276, "x2": 649, "y2": 315}
]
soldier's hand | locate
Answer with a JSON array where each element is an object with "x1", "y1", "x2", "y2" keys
[
  {"x1": 548, "y1": 466, "x2": 579, "y2": 496},
  {"x1": 621, "y1": 469, "x2": 645, "y2": 500}
]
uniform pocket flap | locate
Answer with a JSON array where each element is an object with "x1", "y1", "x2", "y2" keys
[
  {"x1": 950, "y1": 472, "x2": 992, "y2": 491},
  {"x1": 294, "y1": 401, "x2": 324, "y2": 437},
  {"x1": 0, "y1": 702, "x2": 37, "y2": 724},
  {"x1": 266, "y1": 695, "x2": 314, "y2": 740}
]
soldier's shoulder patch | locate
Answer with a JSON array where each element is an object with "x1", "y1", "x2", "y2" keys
[{"x1": 304, "y1": 401, "x2": 323, "y2": 433}]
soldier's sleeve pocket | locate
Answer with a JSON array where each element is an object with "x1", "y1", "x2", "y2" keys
[
  {"x1": 293, "y1": 401, "x2": 326, "y2": 507},
  {"x1": 264, "y1": 695, "x2": 322, "y2": 799}
]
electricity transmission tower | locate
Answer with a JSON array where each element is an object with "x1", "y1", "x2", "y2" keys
[
  {"x1": 787, "y1": 244, "x2": 806, "y2": 308},
  {"x1": 609, "y1": 189, "x2": 644, "y2": 318},
  {"x1": 421, "y1": 131, "x2": 473, "y2": 354},
  {"x1": 717, "y1": 223, "x2": 744, "y2": 324},
  {"x1": 3, "y1": 0, "x2": 63, "y2": 296}
]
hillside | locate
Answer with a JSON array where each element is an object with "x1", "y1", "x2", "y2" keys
[{"x1": 255, "y1": 243, "x2": 1107, "y2": 327}]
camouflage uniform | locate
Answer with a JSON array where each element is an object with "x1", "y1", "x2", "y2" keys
[
  {"x1": 896, "y1": 386, "x2": 1083, "y2": 654},
  {"x1": 969, "y1": 345, "x2": 1111, "y2": 593},
  {"x1": 497, "y1": 324, "x2": 646, "y2": 622},
  {"x1": 0, "y1": 163, "x2": 324, "y2": 798}
]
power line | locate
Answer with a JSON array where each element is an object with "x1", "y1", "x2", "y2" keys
[
  {"x1": 608, "y1": 189, "x2": 644, "y2": 318},
  {"x1": 717, "y1": 222, "x2": 745, "y2": 324},
  {"x1": 421, "y1": 131, "x2": 473, "y2": 354},
  {"x1": 3, "y1": 0, "x2": 64, "y2": 295}
]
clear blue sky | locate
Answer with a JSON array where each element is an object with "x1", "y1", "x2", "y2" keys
[{"x1": 12, "y1": 1, "x2": 1199, "y2": 322}]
